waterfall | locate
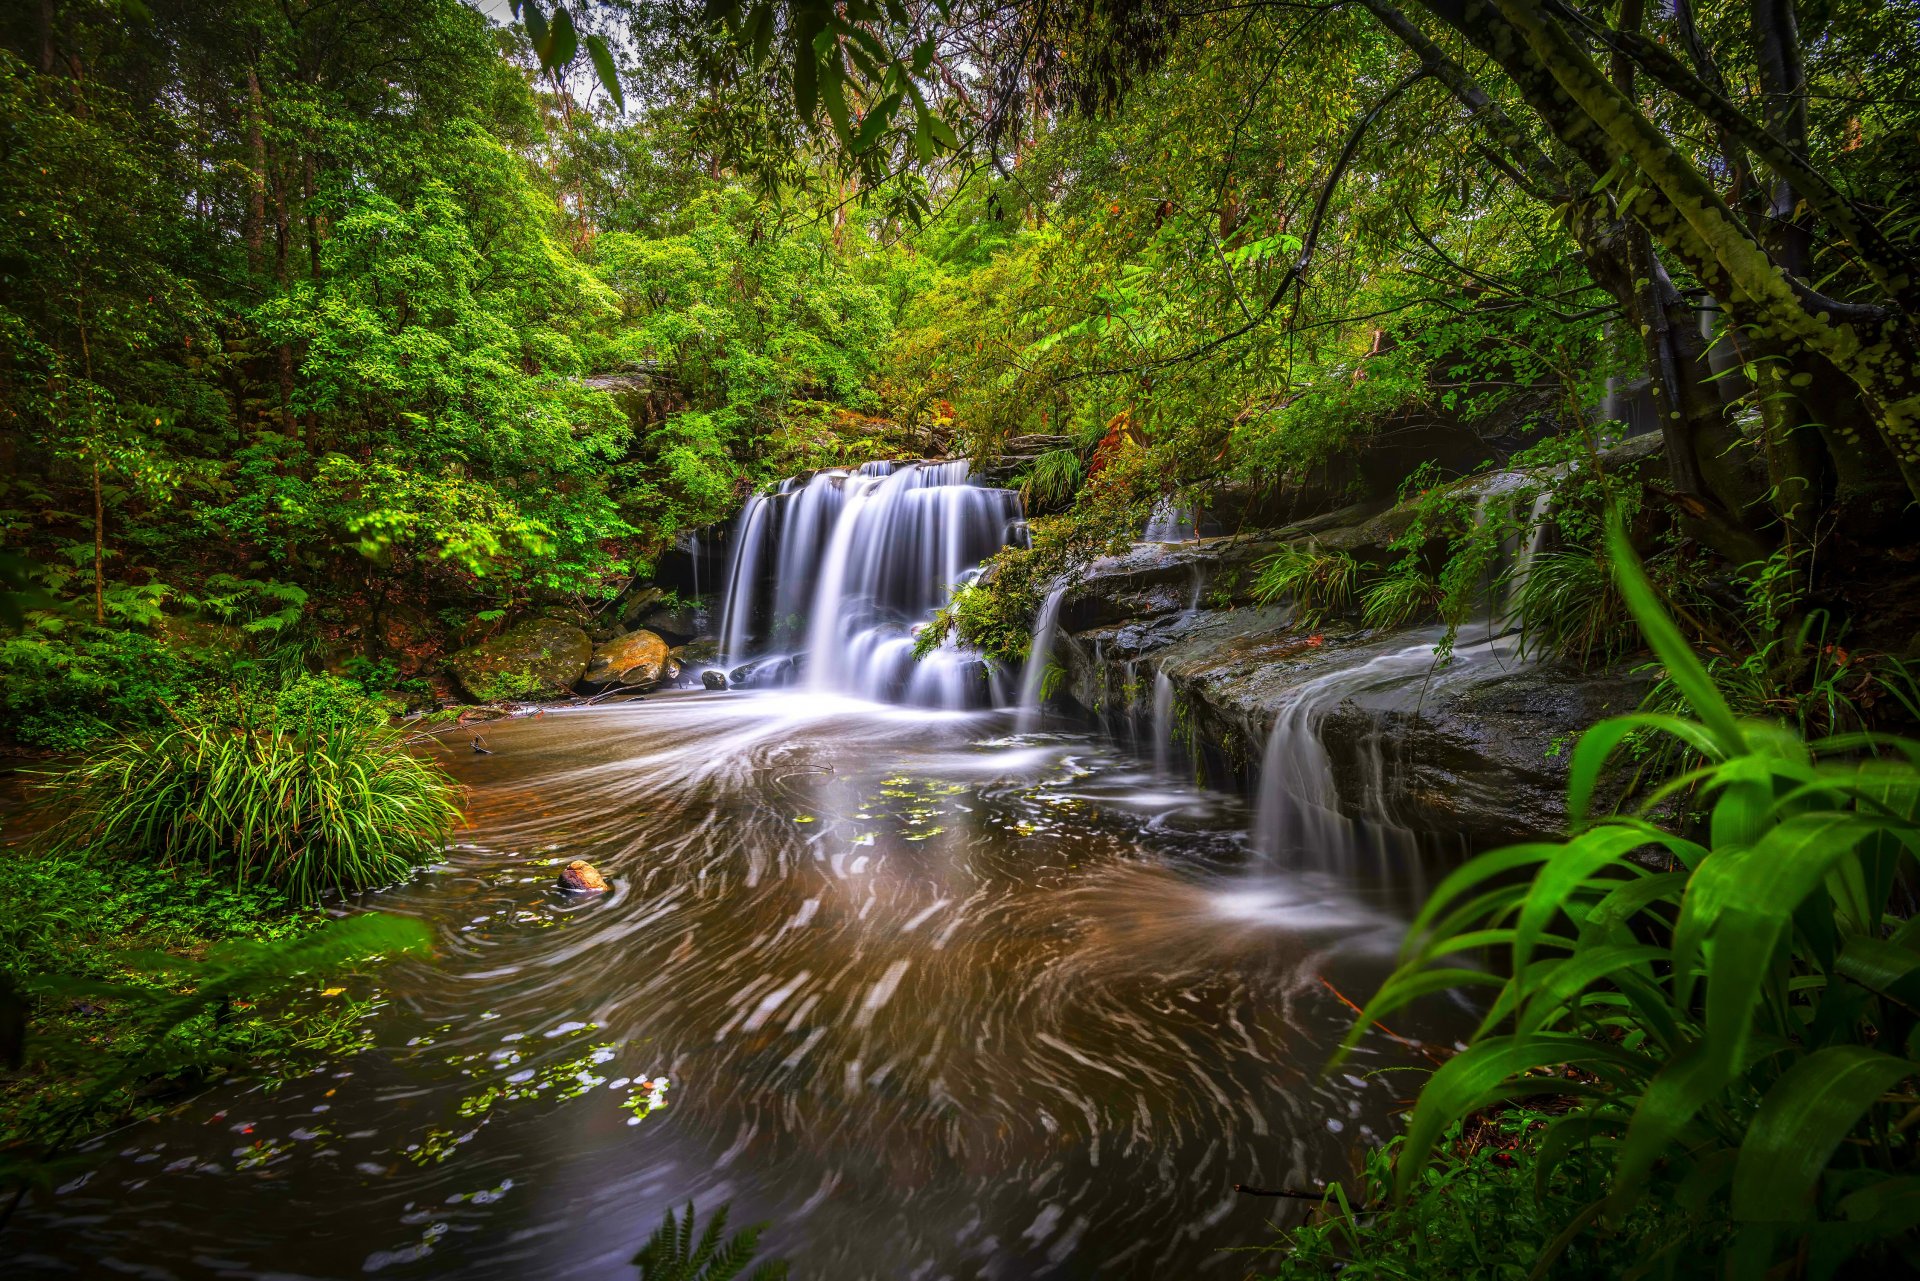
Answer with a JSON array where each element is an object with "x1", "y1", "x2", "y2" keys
[
  {"x1": 718, "y1": 494, "x2": 773, "y2": 665},
  {"x1": 1249, "y1": 634, "x2": 1450, "y2": 876},
  {"x1": 1151, "y1": 668, "x2": 1177, "y2": 777},
  {"x1": 713, "y1": 460, "x2": 1027, "y2": 706},
  {"x1": 1498, "y1": 487, "x2": 1555, "y2": 633},
  {"x1": 1143, "y1": 498, "x2": 1196, "y2": 543},
  {"x1": 1014, "y1": 581, "x2": 1069, "y2": 732}
]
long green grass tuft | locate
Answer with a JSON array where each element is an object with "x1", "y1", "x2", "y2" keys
[
  {"x1": 38, "y1": 719, "x2": 462, "y2": 903},
  {"x1": 1252, "y1": 543, "x2": 1359, "y2": 628}
]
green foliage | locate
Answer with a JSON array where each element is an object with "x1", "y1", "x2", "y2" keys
[
  {"x1": 0, "y1": 624, "x2": 204, "y2": 750},
  {"x1": 0, "y1": 853, "x2": 430, "y2": 1192},
  {"x1": 1021, "y1": 448, "x2": 1085, "y2": 506},
  {"x1": 1360, "y1": 556, "x2": 1439, "y2": 632},
  {"x1": 1344, "y1": 515, "x2": 1920, "y2": 1278},
  {"x1": 1261, "y1": 1109, "x2": 1706, "y2": 1279},
  {"x1": 632, "y1": 1202, "x2": 788, "y2": 1281},
  {"x1": 1252, "y1": 545, "x2": 1359, "y2": 628},
  {"x1": 1518, "y1": 550, "x2": 1632, "y2": 666},
  {"x1": 37, "y1": 718, "x2": 462, "y2": 904}
]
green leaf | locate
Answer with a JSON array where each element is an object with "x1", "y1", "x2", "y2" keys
[
  {"x1": 1511, "y1": 824, "x2": 1660, "y2": 978},
  {"x1": 585, "y1": 35, "x2": 624, "y2": 112},
  {"x1": 524, "y1": 2, "x2": 549, "y2": 56},
  {"x1": 1395, "y1": 1034, "x2": 1635, "y2": 1201},
  {"x1": 819, "y1": 63, "x2": 854, "y2": 145},
  {"x1": 546, "y1": 5, "x2": 579, "y2": 69},
  {"x1": 1732, "y1": 1046, "x2": 1915, "y2": 1222},
  {"x1": 1606, "y1": 511, "x2": 1745, "y2": 759},
  {"x1": 1568, "y1": 713, "x2": 1722, "y2": 822},
  {"x1": 1512, "y1": 943, "x2": 1666, "y2": 1037}
]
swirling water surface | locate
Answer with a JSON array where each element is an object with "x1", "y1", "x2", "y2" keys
[{"x1": 7, "y1": 691, "x2": 1459, "y2": 1279}]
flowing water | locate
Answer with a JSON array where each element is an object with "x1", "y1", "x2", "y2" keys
[
  {"x1": 6, "y1": 462, "x2": 1490, "y2": 1278},
  {"x1": 6, "y1": 694, "x2": 1457, "y2": 1279}
]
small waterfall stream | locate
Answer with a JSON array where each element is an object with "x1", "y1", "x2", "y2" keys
[{"x1": 1014, "y1": 581, "x2": 1070, "y2": 732}]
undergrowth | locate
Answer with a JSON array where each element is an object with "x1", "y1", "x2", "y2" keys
[{"x1": 36, "y1": 716, "x2": 462, "y2": 904}]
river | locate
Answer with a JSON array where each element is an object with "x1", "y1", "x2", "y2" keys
[{"x1": 7, "y1": 689, "x2": 1457, "y2": 1279}]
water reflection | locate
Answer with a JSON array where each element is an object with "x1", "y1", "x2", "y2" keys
[{"x1": 7, "y1": 691, "x2": 1459, "y2": 1279}]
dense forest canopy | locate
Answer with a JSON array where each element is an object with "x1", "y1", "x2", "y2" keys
[{"x1": 6, "y1": 0, "x2": 1917, "y2": 744}]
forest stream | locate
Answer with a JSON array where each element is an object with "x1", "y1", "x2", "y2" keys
[{"x1": 7, "y1": 692, "x2": 1457, "y2": 1278}]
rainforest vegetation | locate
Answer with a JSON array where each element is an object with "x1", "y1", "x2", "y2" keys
[{"x1": 2, "y1": 0, "x2": 1919, "y2": 1275}]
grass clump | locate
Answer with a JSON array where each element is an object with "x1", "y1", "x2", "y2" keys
[
  {"x1": 38, "y1": 716, "x2": 461, "y2": 904},
  {"x1": 1516, "y1": 548, "x2": 1632, "y2": 665},
  {"x1": 1252, "y1": 544, "x2": 1359, "y2": 627}
]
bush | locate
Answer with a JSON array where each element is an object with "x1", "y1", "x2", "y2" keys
[
  {"x1": 37, "y1": 719, "x2": 462, "y2": 903},
  {"x1": 1344, "y1": 514, "x2": 1920, "y2": 1278}
]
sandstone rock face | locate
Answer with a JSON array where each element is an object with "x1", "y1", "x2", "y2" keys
[
  {"x1": 582, "y1": 629, "x2": 671, "y2": 689},
  {"x1": 448, "y1": 618, "x2": 592, "y2": 702},
  {"x1": 558, "y1": 860, "x2": 609, "y2": 892},
  {"x1": 1045, "y1": 496, "x2": 1648, "y2": 849}
]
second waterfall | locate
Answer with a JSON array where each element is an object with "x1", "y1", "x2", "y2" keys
[{"x1": 715, "y1": 460, "x2": 1028, "y2": 707}]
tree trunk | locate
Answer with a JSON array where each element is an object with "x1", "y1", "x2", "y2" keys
[
  {"x1": 246, "y1": 65, "x2": 268, "y2": 274},
  {"x1": 90, "y1": 455, "x2": 105, "y2": 626}
]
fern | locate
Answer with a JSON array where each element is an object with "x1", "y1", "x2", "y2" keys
[{"x1": 633, "y1": 1202, "x2": 788, "y2": 1281}]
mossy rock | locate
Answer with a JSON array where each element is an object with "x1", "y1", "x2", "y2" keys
[{"x1": 448, "y1": 618, "x2": 591, "y2": 702}]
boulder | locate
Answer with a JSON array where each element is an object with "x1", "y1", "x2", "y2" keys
[
  {"x1": 729, "y1": 654, "x2": 797, "y2": 689},
  {"x1": 629, "y1": 601, "x2": 707, "y2": 644},
  {"x1": 674, "y1": 639, "x2": 720, "y2": 665},
  {"x1": 582, "y1": 629, "x2": 672, "y2": 689},
  {"x1": 701, "y1": 669, "x2": 729, "y2": 691},
  {"x1": 558, "y1": 860, "x2": 609, "y2": 893},
  {"x1": 447, "y1": 618, "x2": 592, "y2": 702}
]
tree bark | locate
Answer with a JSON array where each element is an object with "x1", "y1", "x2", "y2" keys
[
  {"x1": 246, "y1": 65, "x2": 268, "y2": 274},
  {"x1": 1466, "y1": 0, "x2": 1920, "y2": 502}
]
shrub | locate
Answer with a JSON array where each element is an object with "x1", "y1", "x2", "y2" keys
[
  {"x1": 1261, "y1": 1109, "x2": 1708, "y2": 1279},
  {"x1": 37, "y1": 719, "x2": 462, "y2": 903},
  {"x1": 1344, "y1": 514, "x2": 1920, "y2": 1278}
]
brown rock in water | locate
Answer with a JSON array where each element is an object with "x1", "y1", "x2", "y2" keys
[
  {"x1": 582, "y1": 629, "x2": 671, "y2": 690},
  {"x1": 558, "y1": 860, "x2": 609, "y2": 893},
  {"x1": 701, "y1": 669, "x2": 728, "y2": 690}
]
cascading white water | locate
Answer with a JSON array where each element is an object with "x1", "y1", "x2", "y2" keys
[
  {"x1": 718, "y1": 494, "x2": 773, "y2": 665},
  {"x1": 1250, "y1": 636, "x2": 1441, "y2": 874},
  {"x1": 714, "y1": 460, "x2": 1027, "y2": 707},
  {"x1": 1143, "y1": 498, "x2": 1196, "y2": 543},
  {"x1": 1015, "y1": 581, "x2": 1070, "y2": 732},
  {"x1": 1151, "y1": 668, "x2": 1177, "y2": 777},
  {"x1": 1498, "y1": 487, "x2": 1556, "y2": 633}
]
